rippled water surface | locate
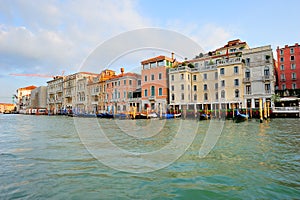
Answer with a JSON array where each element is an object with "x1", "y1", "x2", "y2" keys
[{"x1": 0, "y1": 114, "x2": 299, "y2": 199}]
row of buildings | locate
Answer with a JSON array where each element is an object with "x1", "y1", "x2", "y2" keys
[{"x1": 14, "y1": 39, "x2": 300, "y2": 115}]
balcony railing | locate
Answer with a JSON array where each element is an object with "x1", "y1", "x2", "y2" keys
[
  {"x1": 217, "y1": 57, "x2": 242, "y2": 66},
  {"x1": 243, "y1": 77, "x2": 251, "y2": 83},
  {"x1": 273, "y1": 107, "x2": 300, "y2": 113}
]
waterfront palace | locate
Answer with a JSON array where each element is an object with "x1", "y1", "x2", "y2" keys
[{"x1": 15, "y1": 39, "x2": 279, "y2": 115}]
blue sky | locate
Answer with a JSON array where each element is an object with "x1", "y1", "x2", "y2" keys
[{"x1": 0, "y1": 0, "x2": 299, "y2": 103}]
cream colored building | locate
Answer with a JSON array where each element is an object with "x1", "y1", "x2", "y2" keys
[
  {"x1": 47, "y1": 76, "x2": 64, "y2": 114},
  {"x1": 169, "y1": 39, "x2": 275, "y2": 116}
]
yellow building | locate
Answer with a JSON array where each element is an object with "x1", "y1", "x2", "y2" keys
[{"x1": 0, "y1": 103, "x2": 15, "y2": 113}]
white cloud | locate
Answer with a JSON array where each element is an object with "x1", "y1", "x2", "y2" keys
[
  {"x1": 0, "y1": 0, "x2": 150, "y2": 75},
  {"x1": 166, "y1": 20, "x2": 234, "y2": 53}
]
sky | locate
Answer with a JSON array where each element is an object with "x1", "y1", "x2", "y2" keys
[{"x1": 0, "y1": 0, "x2": 299, "y2": 103}]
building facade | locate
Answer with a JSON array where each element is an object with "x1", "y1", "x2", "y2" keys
[
  {"x1": 16, "y1": 85, "x2": 37, "y2": 113},
  {"x1": 276, "y1": 43, "x2": 300, "y2": 91},
  {"x1": 47, "y1": 76, "x2": 64, "y2": 114},
  {"x1": 30, "y1": 86, "x2": 47, "y2": 109},
  {"x1": 105, "y1": 69, "x2": 141, "y2": 114},
  {"x1": 141, "y1": 55, "x2": 174, "y2": 113},
  {"x1": 169, "y1": 39, "x2": 276, "y2": 115},
  {"x1": 243, "y1": 45, "x2": 275, "y2": 108}
]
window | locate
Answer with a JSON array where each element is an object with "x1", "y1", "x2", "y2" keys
[
  {"x1": 144, "y1": 76, "x2": 148, "y2": 82},
  {"x1": 281, "y1": 74, "x2": 286, "y2": 81},
  {"x1": 215, "y1": 83, "x2": 218, "y2": 90},
  {"x1": 151, "y1": 74, "x2": 155, "y2": 81},
  {"x1": 220, "y1": 68, "x2": 225, "y2": 75},
  {"x1": 181, "y1": 93, "x2": 184, "y2": 100},
  {"x1": 138, "y1": 80, "x2": 141, "y2": 86},
  {"x1": 291, "y1": 63, "x2": 296, "y2": 70},
  {"x1": 144, "y1": 89, "x2": 148, "y2": 97},
  {"x1": 282, "y1": 84, "x2": 286, "y2": 90},
  {"x1": 221, "y1": 80, "x2": 225, "y2": 87},
  {"x1": 124, "y1": 91, "x2": 126, "y2": 98},
  {"x1": 204, "y1": 84, "x2": 207, "y2": 91},
  {"x1": 265, "y1": 84, "x2": 271, "y2": 93},
  {"x1": 150, "y1": 62, "x2": 156, "y2": 68},
  {"x1": 234, "y1": 79, "x2": 239, "y2": 86},
  {"x1": 280, "y1": 57, "x2": 284, "y2": 62},
  {"x1": 246, "y1": 85, "x2": 251, "y2": 95},
  {"x1": 292, "y1": 83, "x2": 297, "y2": 89},
  {"x1": 246, "y1": 58, "x2": 250, "y2": 66},
  {"x1": 128, "y1": 92, "x2": 133, "y2": 98},
  {"x1": 264, "y1": 66, "x2": 270, "y2": 76},
  {"x1": 204, "y1": 93, "x2": 208, "y2": 101},
  {"x1": 194, "y1": 94, "x2": 197, "y2": 101},
  {"x1": 157, "y1": 60, "x2": 164, "y2": 66},
  {"x1": 215, "y1": 72, "x2": 218, "y2": 80},
  {"x1": 129, "y1": 80, "x2": 132, "y2": 85},
  {"x1": 204, "y1": 73, "x2": 207, "y2": 80},
  {"x1": 234, "y1": 66, "x2": 239, "y2": 74},
  {"x1": 188, "y1": 74, "x2": 190, "y2": 80},
  {"x1": 245, "y1": 69, "x2": 250, "y2": 78},
  {"x1": 181, "y1": 84, "x2": 184, "y2": 90},
  {"x1": 158, "y1": 88, "x2": 163, "y2": 96},
  {"x1": 143, "y1": 64, "x2": 150, "y2": 69},
  {"x1": 280, "y1": 49, "x2": 283, "y2": 55},
  {"x1": 158, "y1": 73, "x2": 162, "y2": 80},
  {"x1": 280, "y1": 64, "x2": 285, "y2": 70},
  {"x1": 193, "y1": 75, "x2": 197, "y2": 81},
  {"x1": 171, "y1": 94, "x2": 175, "y2": 101},
  {"x1": 290, "y1": 48, "x2": 294, "y2": 54},
  {"x1": 193, "y1": 85, "x2": 197, "y2": 91},
  {"x1": 221, "y1": 90, "x2": 225, "y2": 98},
  {"x1": 235, "y1": 89, "x2": 239, "y2": 98},
  {"x1": 171, "y1": 75, "x2": 174, "y2": 81},
  {"x1": 291, "y1": 56, "x2": 295, "y2": 61},
  {"x1": 118, "y1": 81, "x2": 120, "y2": 86},
  {"x1": 180, "y1": 74, "x2": 184, "y2": 80},
  {"x1": 292, "y1": 73, "x2": 297, "y2": 80},
  {"x1": 151, "y1": 86, "x2": 155, "y2": 96},
  {"x1": 171, "y1": 85, "x2": 174, "y2": 91},
  {"x1": 188, "y1": 85, "x2": 190, "y2": 91},
  {"x1": 215, "y1": 92, "x2": 218, "y2": 100}
]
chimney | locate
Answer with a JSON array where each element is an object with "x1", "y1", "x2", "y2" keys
[
  {"x1": 171, "y1": 52, "x2": 174, "y2": 60},
  {"x1": 120, "y1": 68, "x2": 124, "y2": 75}
]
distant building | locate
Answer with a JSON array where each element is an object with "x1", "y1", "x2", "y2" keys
[
  {"x1": 47, "y1": 76, "x2": 64, "y2": 114},
  {"x1": 276, "y1": 43, "x2": 300, "y2": 93},
  {"x1": 0, "y1": 103, "x2": 15, "y2": 113},
  {"x1": 16, "y1": 85, "x2": 37, "y2": 112},
  {"x1": 30, "y1": 86, "x2": 47, "y2": 109},
  {"x1": 141, "y1": 55, "x2": 175, "y2": 113}
]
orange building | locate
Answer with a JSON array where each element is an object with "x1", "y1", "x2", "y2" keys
[
  {"x1": 141, "y1": 55, "x2": 175, "y2": 112},
  {"x1": 0, "y1": 103, "x2": 15, "y2": 113}
]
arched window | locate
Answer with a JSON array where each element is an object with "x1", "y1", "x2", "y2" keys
[
  {"x1": 204, "y1": 93, "x2": 208, "y2": 100},
  {"x1": 171, "y1": 94, "x2": 175, "y2": 101},
  {"x1": 194, "y1": 94, "x2": 197, "y2": 101},
  {"x1": 221, "y1": 90, "x2": 225, "y2": 98},
  {"x1": 245, "y1": 69, "x2": 250, "y2": 78},
  {"x1": 264, "y1": 66, "x2": 270, "y2": 76},
  {"x1": 151, "y1": 86, "x2": 155, "y2": 96},
  {"x1": 235, "y1": 89, "x2": 239, "y2": 98},
  {"x1": 215, "y1": 92, "x2": 218, "y2": 100}
]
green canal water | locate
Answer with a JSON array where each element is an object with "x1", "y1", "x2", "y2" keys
[{"x1": 0, "y1": 114, "x2": 299, "y2": 199}]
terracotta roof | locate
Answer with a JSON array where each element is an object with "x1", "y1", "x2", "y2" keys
[
  {"x1": 141, "y1": 55, "x2": 174, "y2": 65},
  {"x1": 18, "y1": 85, "x2": 37, "y2": 90}
]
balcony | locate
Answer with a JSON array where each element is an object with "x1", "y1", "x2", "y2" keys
[
  {"x1": 148, "y1": 96, "x2": 156, "y2": 101},
  {"x1": 217, "y1": 57, "x2": 242, "y2": 66},
  {"x1": 243, "y1": 77, "x2": 251, "y2": 83},
  {"x1": 292, "y1": 77, "x2": 297, "y2": 80},
  {"x1": 280, "y1": 78, "x2": 286, "y2": 82},
  {"x1": 262, "y1": 75, "x2": 272, "y2": 82},
  {"x1": 265, "y1": 90, "x2": 271, "y2": 94}
]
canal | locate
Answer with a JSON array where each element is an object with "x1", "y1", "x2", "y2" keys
[{"x1": 0, "y1": 114, "x2": 299, "y2": 199}]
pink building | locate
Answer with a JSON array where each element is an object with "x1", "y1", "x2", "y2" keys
[{"x1": 105, "y1": 69, "x2": 141, "y2": 113}]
